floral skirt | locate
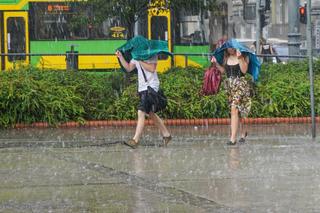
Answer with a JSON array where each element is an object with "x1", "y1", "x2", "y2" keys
[{"x1": 224, "y1": 77, "x2": 252, "y2": 118}]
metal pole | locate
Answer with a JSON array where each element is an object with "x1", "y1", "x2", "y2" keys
[
  {"x1": 306, "y1": 0, "x2": 316, "y2": 139},
  {"x1": 288, "y1": 0, "x2": 301, "y2": 59},
  {"x1": 256, "y1": 0, "x2": 261, "y2": 55},
  {"x1": 71, "y1": 45, "x2": 75, "y2": 70},
  {"x1": 185, "y1": 55, "x2": 188, "y2": 67}
]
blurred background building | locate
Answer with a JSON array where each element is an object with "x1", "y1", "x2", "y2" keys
[{"x1": 175, "y1": 0, "x2": 320, "y2": 48}]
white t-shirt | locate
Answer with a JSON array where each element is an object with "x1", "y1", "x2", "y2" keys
[{"x1": 130, "y1": 57, "x2": 160, "y2": 92}]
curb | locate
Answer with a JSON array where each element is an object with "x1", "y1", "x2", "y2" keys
[{"x1": 13, "y1": 117, "x2": 320, "y2": 128}]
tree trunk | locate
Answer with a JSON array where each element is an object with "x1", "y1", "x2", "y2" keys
[
  {"x1": 208, "y1": 12, "x2": 218, "y2": 51},
  {"x1": 125, "y1": 13, "x2": 137, "y2": 39},
  {"x1": 126, "y1": 23, "x2": 135, "y2": 39}
]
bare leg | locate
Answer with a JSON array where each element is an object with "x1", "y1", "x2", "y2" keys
[
  {"x1": 230, "y1": 106, "x2": 239, "y2": 143},
  {"x1": 132, "y1": 110, "x2": 146, "y2": 143},
  {"x1": 240, "y1": 118, "x2": 247, "y2": 138},
  {"x1": 149, "y1": 112, "x2": 170, "y2": 137}
]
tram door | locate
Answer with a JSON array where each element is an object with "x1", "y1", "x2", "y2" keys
[
  {"x1": 148, "y1": 8, "x2": 171, "y2": 72},
  {"x1": 3, "y1": 12, "x2": 29, "y2": 70}
]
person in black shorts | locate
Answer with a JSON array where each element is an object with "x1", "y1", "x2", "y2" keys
[{"x1": 116, "y1": 51, "x2": 172, "y2": 149}]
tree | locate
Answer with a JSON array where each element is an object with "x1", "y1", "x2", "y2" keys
[
  {"x1": 208, "y1": 1, "x2": 228, "y2": 48},
  {"x1": 77, "y1": 0, "x2": 218, "y2": 39},
  {"x1": 76, "y1": 0, "x2": 148, "y2": 39}
]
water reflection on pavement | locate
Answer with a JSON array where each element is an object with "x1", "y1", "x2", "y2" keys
[{"x1": 0, "y1": 124, "x2": 319, "y2": 212}]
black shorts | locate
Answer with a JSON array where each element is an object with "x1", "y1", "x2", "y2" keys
[{"x1": 138, "y1": 90, "x2": 153, "y2": 114}]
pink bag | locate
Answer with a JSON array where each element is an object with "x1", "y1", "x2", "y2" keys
[{"x1": 201, "y1": 65, "x2": 221, "y2": 95}]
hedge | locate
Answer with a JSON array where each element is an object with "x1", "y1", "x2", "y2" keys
[{"x1": 0, "y1": 61, "x2": 318, "y2": 127}]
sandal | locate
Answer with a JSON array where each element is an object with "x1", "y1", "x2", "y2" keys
[
  {"x1": 161, "y1": 135, "x2": 172, "y2": 147},
  {"x1": 124, "y1": 139, "x2": 139, "y2": 149},
  {"x1": 226, "y1": 140, "x2": 237, "y2": 145},
  {"x1": 239, "y1": 132, "x2": 248, "y2": 144}
]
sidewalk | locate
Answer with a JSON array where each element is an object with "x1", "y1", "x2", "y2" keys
[{"x1": 0, "y1": 124, "x2": 319, "y2": 212}]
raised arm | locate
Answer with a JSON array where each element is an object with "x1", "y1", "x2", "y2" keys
[
  {"x1": 211, "y1": 56, "x2": 225, "y2": 73},
  {"x1": 116, "y1": 51, "x2": 136, "y2": 72},
  {"x1": 237, "y1": 51, "x2": 249, "y2": 74}
]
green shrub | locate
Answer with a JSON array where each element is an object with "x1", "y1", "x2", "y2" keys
[
  {"x1": 0, "y1": 61, "x2": 318, "y2": 127},
  {"x1": 251, "y1": 62, "x2": 312, "y2": 117},
  {"x1": 0, "y1": 66, "x2": 84, "y2": 127},
  {"x1": 111, "y1": 62, "x2": 320, "y2": 120}
]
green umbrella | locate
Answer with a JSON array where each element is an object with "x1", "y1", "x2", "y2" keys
[{"x1": 117, "y1": 36, "x2": 172, "y2": 72}]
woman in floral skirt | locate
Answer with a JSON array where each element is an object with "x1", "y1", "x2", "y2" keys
[{"x1": 211, "y1": 48, "x2": 251, "y2": 145}]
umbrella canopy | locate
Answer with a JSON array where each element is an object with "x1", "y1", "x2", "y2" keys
[
  {"x1": 117, "y1": 36, "x2": 172, "y2": 72},
  {"x1": 212, "y1": 39, "x2": 261, "y2": 81}
]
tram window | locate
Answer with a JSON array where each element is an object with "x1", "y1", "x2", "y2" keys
[
  {"x1": 29, "y1": 3, "x2": 126, "y2": 40},
  {"x1": 151, "y1": 16, "x2": 168, "y2": 60},
  {"x1": 7, "y1": 17, "x2": 26, "y2": 62},
  {"x1": 29, "y1": 3, "x2": 87, "y2": 40}
]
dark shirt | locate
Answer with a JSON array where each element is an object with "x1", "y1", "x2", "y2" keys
[
  {"x1": 225, "y1": 64, "x2": 245, "y2": 78},
  {"x1": 261, "y1": 44, "x2": 272, "y2": 62},
  {"x1": 261, "y1": 44, "x2": 272, "y2": 54}
]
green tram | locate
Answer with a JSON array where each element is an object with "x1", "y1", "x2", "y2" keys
[{"x1": 0, "y1": 0, "x2": 210, "y2": 72}]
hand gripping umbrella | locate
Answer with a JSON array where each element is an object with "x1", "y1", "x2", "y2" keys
[
  {"x1": 212, "y1": 39, "x2": 261, "y2": 81},
  {"x1": 117, "y1": 35, "x2": 172, "y2": 72}
]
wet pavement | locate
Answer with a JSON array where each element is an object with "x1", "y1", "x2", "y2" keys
[{"x1": 0, "y1": 124, "x2": 319, "y2": 212}]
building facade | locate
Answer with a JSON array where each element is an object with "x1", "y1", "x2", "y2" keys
[
  {"x1": 177, "y1": 0, "x2": 320, "y2": 47},
  {"x1": 230, "y1": 0, "x2": 320, "y2": 44}
]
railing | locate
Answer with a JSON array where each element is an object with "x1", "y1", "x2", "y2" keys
[
  {"x1": 174, "y1": 53, "x2": 308, "y2": 67},
  {"x1": 0, "y1": 52, "x2": 309, "y2": 71}
]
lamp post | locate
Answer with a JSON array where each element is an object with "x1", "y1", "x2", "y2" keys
[
  {"x1": 306, "y1": 0, "x2": 316, "y2": 139},
  {"x1": 255, "y1": 0, "x2": 261, "y2": 55},
  {"x1": 288, "y1": 0, "x2": 301, "y2": 58}
]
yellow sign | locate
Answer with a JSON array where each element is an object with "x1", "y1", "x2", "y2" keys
[
  {"x1": 110, "y1": 26, "x2": 125, "y2": 32},
  {"x1": 149, "y1": 0, "x2": 169, "y2": 8},
  {"x1": 112, "y1": 32, "x2": 124, "y2": 38},
  {"x1": 110, "y1": 26, "x2": 125, "y2": 38}
]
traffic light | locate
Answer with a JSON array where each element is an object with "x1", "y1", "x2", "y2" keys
[
  {"x1": 260, "y1": 13, "x2": 266, "y2": 28},
  {"x1": 260, "y1": 13, "x2": 270, "y2": 28},
  {"x1": 260, "y1": 0, "x2": 271, "y2": 11},
  {"x1": 299, "y1": 5, "x2": 307, "y2": 24},
  {"x1": 265, "y1": 0, "x2": 271, "y2": 11}
]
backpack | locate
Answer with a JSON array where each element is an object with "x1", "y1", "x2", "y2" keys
[{"x1": 201, "y1": 65, "x2": 221, "y2": 96}]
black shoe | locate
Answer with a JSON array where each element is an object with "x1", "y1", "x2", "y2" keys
[
  {"x1": 239, "y1": 138, "x2": 245, "y2": 143},
  {"x1": 124, "y1": 139, "x2": 139, "y2": 149},
  {"x1": 239, "y1": 132, "x2": 248, "y2": 144},
  {"x1": 226, "y1": 140, "x2": 237, "y2": 145}
]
